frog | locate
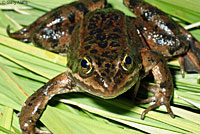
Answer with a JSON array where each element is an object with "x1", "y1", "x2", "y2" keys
[{"x1": 7, "y1": 0, "x2": 200, "y2": 133}]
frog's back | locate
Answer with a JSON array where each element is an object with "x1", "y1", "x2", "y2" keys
[{"x1": 68, "y1": 9, "x2": 143, "y2": 70}]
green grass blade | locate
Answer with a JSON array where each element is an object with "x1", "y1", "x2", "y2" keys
[
  {"x1": 41, "y1": 106, "x2": 141, "y2": 134},
  {"x1": 146, "y1": 0, "x2": 200, "y2": 23},
  {"x1": 0, "y1": 63, "x2": 28, "y2": 102},
  {"x1": 0, "y1": 35, "x2": 66, "y2": 66},
  {"x1": 0, "y1": 106, "x2": 13, "y2": 133},
  {"x1": 58, "y1": 94, "x2": 200, "y2": 133},
  {"x1": 0, "y1": 126, "x2": 16, "y2": 134}
]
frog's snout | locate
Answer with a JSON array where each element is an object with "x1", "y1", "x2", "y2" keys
[
  {"x1": 93, "y1": 61, "x2": 120, "y2": 92},
  {"x1": 95, "y1": 65, "x2": 127, "y2": 93}
]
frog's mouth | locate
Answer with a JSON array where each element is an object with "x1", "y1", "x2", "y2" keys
[{"x1": 70, "y1": 68, "x2": 140, "y2": 99}]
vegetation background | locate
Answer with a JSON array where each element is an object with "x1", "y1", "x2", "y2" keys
[{"x1": 0, "y1": 0, "x2": 199, "y2": 133}]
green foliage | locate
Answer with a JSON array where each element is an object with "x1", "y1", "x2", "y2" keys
[{"x1": 0, "y1": 0, "x2": 200, "y2": 133}]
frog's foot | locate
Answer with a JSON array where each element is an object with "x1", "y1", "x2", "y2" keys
[
  {"x1": 176, "y1": 25, "x2": 200, "y2": 74},
  {"x1": 6, "y1": 25, "x2": 31, "y2": 43},
  {"x1": 139, "y1": 85, "x2": 175, "y2": 120},
  {"x1": 178, "y1": 40, "x2": 200, "y2": 77}
]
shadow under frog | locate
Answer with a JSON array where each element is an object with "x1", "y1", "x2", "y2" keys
[
  {"x1": 7, "y1": 0, "x2": 200, "y2": 133},
  {"x1": 54, "y1": 92, "x2": 134, "y2": 115}
]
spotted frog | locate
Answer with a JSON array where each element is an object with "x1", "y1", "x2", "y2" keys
[{"x1": 7, "y1": 0, "x2": 200, "y2": 133}]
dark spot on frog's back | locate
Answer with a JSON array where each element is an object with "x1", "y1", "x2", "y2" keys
[
  {"x1": 113, "y1": 28, "x2": 122, "y2": 33},
  {"x1": 90, "y1": 49, "x2": 98, "y2": 53},
  {"x1": 94, "y1": 56, "x2": 103, "y2": 67},
  {"x1": 105, "y1": 68, "x2": 110, "y2": 73},
  {"x1": 73, "y1": 3, "x2": 89, "y2": 15},
  {"x1": 105, "y1": 63, "x2": 111, "y2": 68},
  {"x1": 104, "y1": 20, "x2": 113, "y2": 29},
  {"x1": 89, "y1": 28, "x2": 103, "y2": 35},
  {"x1": 84, "y1": 36, "x2": 93, "y2": 42},
  {"x1": 108, "y1": 34, "x2": 120, "y2": 40},
  {"x1": 96, "y1": 33, "x2": 106, "y2": 40},
  {"x1": 89, "y1": 30, "x2": 97, "y2": 35},
  {"x1": 84, "y1": 45, "x2": 91, "y2": 50},
  {"x1": 89, "y1": 40, "x2": 96, "y2": 44},
  {"x1": 101, "y1": 72, "x2": 106, "y2": 77},
  {"x1": 96, "y1": 28, "x2": 103, "y2": 33},
  {"x1": 98, "y1": 41, "x2": 107, "y2": 48},
  {"x1": 111, "y1": 50, "x2": 117, "y2": 53},
  {"x1": 109, "y1": 42, "x2": 120, "y2": 47},
  {"x1": 101, "y1": 13, "x2": 110, "y2": 21},
  {"x1": 88, "y1": 24, "x2": 97, "y2": 30},
  {"x1": 110, "y1": 14, "x2": 119, "y2": 21},
  {"x1": 101, "y1": 51, "x2": 115, "y2": 59},
  {"x1": 112, "y1": 64, "x2": 116, "y2": 69},
  {"x1": 89, "y1": 15, "x2": 100, "y2": 23}
]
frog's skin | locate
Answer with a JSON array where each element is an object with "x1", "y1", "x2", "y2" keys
[{"x1": 7, "y1": 0, "x2": 200, "y2": 133}]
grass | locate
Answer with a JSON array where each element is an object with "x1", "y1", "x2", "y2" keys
[{"x1": 0, "y1": 0, "x2": 200, "y2": 133}]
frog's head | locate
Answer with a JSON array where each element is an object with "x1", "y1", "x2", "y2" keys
[{"x1": 67, "y1": 9, "x2": 143, "y2": 98}]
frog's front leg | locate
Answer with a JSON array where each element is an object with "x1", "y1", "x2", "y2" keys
[
  {"x1": 140, "y1": 48, "x2": 175, "y2": 119},
  {"x1": 20, "y1": 72, "x2": 80, "y2": 134}
]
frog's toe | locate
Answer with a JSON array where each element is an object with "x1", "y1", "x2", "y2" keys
[
  {"x1": 140, "y1": 90, "x2": 175, "y2": 119},
  {"x1": 179, "y1": 40, "x2": 200, "y2": 74},
  {"x1": 183, "y1": 51, "x2": 200, "y2": 73},
  {"x1": 6, "y1": 25, "x2": 11, "y2": 35},
  {"x1": 141, "y1": 101, "x2": 160, "y2": 120},
  {"x1": 136, "y1": 96, "x2": 156, "y2": 104},
  {"x1": 164, "y1": 102, "x2": 175, "y2": 119}
]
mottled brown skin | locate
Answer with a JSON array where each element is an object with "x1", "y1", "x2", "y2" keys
[
  {"x1": 140, "y1": 48, "x2": 174, "y2": 119},
  {"x1": 7, "y1": 0, "x2": 106, "y2": 53},
  {"x1": 20, "y1": 72, "x2": 79, "y2": 134},
  {"x1": 67, "y1": 9, "x2": 143, "y2": 98},
  {"x1": 7, "y1": 0, "x2": 200, "y2": 133},
  {"x1": 124, "y1": 0, "x2": 200, "y2": 74}
]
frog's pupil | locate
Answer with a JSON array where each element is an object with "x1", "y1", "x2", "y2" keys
[
  {"x1": 81, "y1": 59, "x2": 88, "y2": 68},
  {"x1": 125, "y1": 56, "x2": 132, "y2": 64}
]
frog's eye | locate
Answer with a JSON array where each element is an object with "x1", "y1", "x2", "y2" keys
[
  {"x1": 80, "y1": 57, "x2": 93, "y2": 74},
  {"x1": 121, "y1": 54, "x2": 133, "y2": 72}
]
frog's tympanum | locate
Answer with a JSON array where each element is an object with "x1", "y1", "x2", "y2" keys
[{"x1": 7, "y1": 0, "x2": 200, "y2": 133}]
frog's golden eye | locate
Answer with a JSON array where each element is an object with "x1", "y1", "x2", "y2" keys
[
  {"x1": 121, "y1": 54, "x2": 133, "y2": 71},
  {"x1": 80, "y1": 57, "x2": 93, "y2": 74}
]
